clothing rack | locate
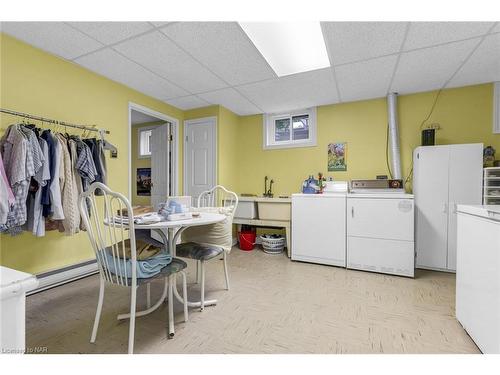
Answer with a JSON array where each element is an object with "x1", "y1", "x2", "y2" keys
[{"x1": 0, "y1": 108, "x2": 110, "y2": 135}]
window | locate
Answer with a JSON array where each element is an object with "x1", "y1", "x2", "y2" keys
[
  {"x1": 494, "y1": 82, "x2": 500, "y2": 134},
  {"x1": 138, "y1": 128, "x2": 153, "y2": 158},
  {"x1": 263, "y1": 107, "x2": 317, "y2": 149}
]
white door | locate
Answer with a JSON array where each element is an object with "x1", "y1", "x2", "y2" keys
[
  {"x1": 291, "y1": 195, "x2": 346, "y2": 267},
  {"x1": 151, "y1": 124, "x2": 171, "y2": 209},
  {"x1": 446, "y1": 144, "x2": 483, "y2": 270},
  {"x1": 414, "y1": 146, "x2": 450, "y2": 270},
  {"x1": 184, "y1": 117, "x2": 216, "y2": 205}
]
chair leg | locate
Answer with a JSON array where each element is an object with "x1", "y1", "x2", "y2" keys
[
  {"x1": 200, "y1": 260, "x2": 205, "y2": 311},
  {"x1": 223, "y1": 252, "x2": 230, "y2": 291},
  {"x1": 180, "y1": 271, "x2": 188, "y2": 322},
  {"x1": 146, "y1": 283, "x2": 151, "y2": 309},
  {"x1": 168, "y1": 275, "x2": 174, "y2": 338},
  {"x1": 195, "y1": 260, "x2": 199, "y2": 284},
  {"x1": 128, "y1": 286, "x2": 137, "y2": 354},
  {"x1": 90, "y1": 278, "x2": 105, "y2": 343}
]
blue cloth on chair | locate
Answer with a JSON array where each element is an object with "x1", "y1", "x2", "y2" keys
[{"x1": 100, "y1": 249, "x2": 172, "y2": 279}]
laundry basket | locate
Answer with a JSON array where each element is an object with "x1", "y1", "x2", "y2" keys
[{"x1": 260, "y1": 234, "x2": 286, "y2": 255}]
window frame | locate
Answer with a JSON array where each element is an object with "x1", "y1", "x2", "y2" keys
[
  {"x1": 137, "y1": 126, "x2": 156, "y2": 159},
  {"x1": 263, "y1": 107, "x2": 317, "y2": 150},
  {"x1": 494, "y1": 82, "x2": 500, "y2": 134}
]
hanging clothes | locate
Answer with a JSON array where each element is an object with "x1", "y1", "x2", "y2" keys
[
  {"x1": 25, "y1": 137, "x2": 50, "y2": 236},
  {"x1": 0, "y1": 152, "x2": 15, "y2": 225},
  {"x1": 97, "y1": 139, "x2": 107, "y2": 186},
  {"x1": 1, "y1": 120, "x2": 110, "y2": 238},
  {"x1": 83, "y1": 138, "x2": 106, "y2": 195},
  {"x1": 0, "y1": 125, "x2": 43, "y2": 235},
  {"x1": 40, "y1": 130, "x2": 60, "y2": 219},
  {"x1": 55, "y1": 133, "x2": 80, "y2": 235},
  {"x1": 73, "y1": 136, "x2": 97, "y2": 192}
]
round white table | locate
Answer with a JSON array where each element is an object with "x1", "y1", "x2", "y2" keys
[{"x1": 114, "y1": 212, "x2": 226, "y2": 321}]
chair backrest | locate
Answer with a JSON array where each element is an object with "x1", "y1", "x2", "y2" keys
[
  {"x1": 197, "y1": 185, "x2": 239, "y2": 219},
  {"x1": 79, "y1": 182, "x2": 137, "y2": 288}
]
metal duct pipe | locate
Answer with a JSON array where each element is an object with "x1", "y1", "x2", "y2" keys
[{"x1": 387, "y1": 92, "x2": 402, "y2": 180}]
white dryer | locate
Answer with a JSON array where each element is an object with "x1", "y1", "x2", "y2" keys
[{"x1": 346, "y1": 193, "x2": 415, "y2": 277}]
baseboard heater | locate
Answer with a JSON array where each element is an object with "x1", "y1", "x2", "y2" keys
[{"x1": 28, "y1": 259, "x2": 98, "y2": 296}]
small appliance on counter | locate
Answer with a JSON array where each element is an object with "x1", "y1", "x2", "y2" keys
[
  {"x1": 301, "y1": 173, "x2": 328, "y2": 194},
  {"x1": 301, "y1": 175, "x2": 319, "y2": 194},
  {"x1": 350, "y1": 179, "x2": 404, "y2": 194},
  {"x1": 421, "y1": 128, "x2": 435, "y2": 146},
  {"x1": 323, "y1": 179, "x2": 348, "y2": 193}
]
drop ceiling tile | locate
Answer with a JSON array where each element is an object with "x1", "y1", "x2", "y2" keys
[
  {"x1": 198, "y1": 88, "x2": 261, "y2": 115},
  {"x1": 1, "y1": 22, "x2": 103, "y2": 60},
  {"x1": 131, "y1": 111, "x2": 162, "y2": 125},
  {"x1": 448, "y1": 33, "x2": 500, "y2": 88},
  {"x1": 237, "y1": 68, "x2": 339, "y2": 113},
  {"x1": 336, "y1": 55, "x2": 398, "y2": 102},
  {"x1": 161, "y1": 22, "x2": 276, "y2": 86},
  {"x1": 404, "y1": 22, "x2": 494, "y2": 51},
  {"x1": 114, "y1": 31, "x2": 227, "y2": 93},
  {"x1": 74, "y1": 49, "x2": 188, "y2": 100},
  {"x1": 67, "y1": 22, "x2": 154, "y2": 45},
  {"x1": 164, "y1": 95, "x2": 209, "y2": 110},
  {"x1": 492, "y1": 22, "x2": 500, "y2": 33},
  {"x1": 391, "y1": 38, "x2": 480, "y2": 94},
  {"x1": 321, "y1": 22, "x2": 407, "y2": 65}
]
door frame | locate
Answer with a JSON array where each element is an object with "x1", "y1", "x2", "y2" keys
[
  {"x1": 183, "y1": 116, "x2": 217, "y2": 196},
  {"x1": 128, "y1": 102, "x2": 180, "y2": 201}
]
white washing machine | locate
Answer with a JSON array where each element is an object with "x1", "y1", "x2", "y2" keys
[{"x1": 346, "y1": 193, "x2": 415, "y2": 277}]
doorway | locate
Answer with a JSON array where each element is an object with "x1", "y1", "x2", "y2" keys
[
  {"x1": 128, "y1": 103, "x2": 179, "y2": 208},
  {"x1": 183, "y1": 116, "x2": 217, "y2": 205}
]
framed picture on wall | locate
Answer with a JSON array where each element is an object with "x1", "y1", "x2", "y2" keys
[
  {"x1": 328, "y1": 142, "x2": 347, "y2": 171},
  {"x1": 136, "y1": 168, "x2": 152, "y2": 196}
]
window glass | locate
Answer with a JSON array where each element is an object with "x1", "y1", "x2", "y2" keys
[
  {"x1": 292, "y1": 114, "x2": 309, "y2": 140},
  {"x1": 274, "y1": 118, "x2": 291, "y2": 142},
  {"x1": 139, "y1": 129, "x2": 152, "y2": 156}
]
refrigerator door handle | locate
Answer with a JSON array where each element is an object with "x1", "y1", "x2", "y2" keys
[{"x1": 443, "y1": 202, "x2": 448, "y2": 214}]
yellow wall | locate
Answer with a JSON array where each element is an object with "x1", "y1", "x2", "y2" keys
[
  {"x1": 0, "y1": 33, "x2": 183, "y2": 274},
  {"x1": 233, "y1": 84, "x2": 497, "y2": 196},
  {"x1": 131, "y1": 121, "x2": 165, "y2": 206}
]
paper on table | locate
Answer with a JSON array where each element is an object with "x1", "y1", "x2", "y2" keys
[{"x1": 113, "y1": 213, "x2": 163, "y2": 225}]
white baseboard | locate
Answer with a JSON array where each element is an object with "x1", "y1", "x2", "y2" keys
[{"x1": 29, "y1": 260, "x2": 98, "y2": 295}]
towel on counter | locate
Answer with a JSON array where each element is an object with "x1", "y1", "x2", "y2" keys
[{"x1": 100, "y1": 238, "x2": 172, "y2": 279}]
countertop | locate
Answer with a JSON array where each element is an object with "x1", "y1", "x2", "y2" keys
[
  {"x1": 457, "y1": 204, "x2": 500, "y2": 221},
  {"x1": 291, "y1": 192, "x2": 414, "y2": 199},
  {"x1": 239, "y1": 196, "x2": 291, "y2": 203}
]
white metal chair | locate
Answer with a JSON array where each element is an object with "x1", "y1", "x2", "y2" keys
[
  {"x1": 79, "y1": 182, "x2": 188, "y2": 354},
  {"x1": 176, "y1": 185, "x2": 238, "y2": 310}
]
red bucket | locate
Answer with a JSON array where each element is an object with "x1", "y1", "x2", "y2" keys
[{"x1": 238, "y1": 230, "x2": 256, "y2": 251}]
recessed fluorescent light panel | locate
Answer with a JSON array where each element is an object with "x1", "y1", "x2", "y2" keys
[{"x1": 239, "y1": 22, "x2": 330, "y2": 77}]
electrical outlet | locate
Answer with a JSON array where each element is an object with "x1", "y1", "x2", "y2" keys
[{"x1": 426, "y1": 123, "x2": 441, "y2": 130}]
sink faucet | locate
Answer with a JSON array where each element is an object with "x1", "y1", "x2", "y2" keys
[{"x1": 263, "y1": 176, "x2": 274, "y2": 198}]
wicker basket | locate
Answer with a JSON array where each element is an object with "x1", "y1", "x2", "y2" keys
[{"x1": 260, "y1": 234, "x2": 285, "y2": 254}]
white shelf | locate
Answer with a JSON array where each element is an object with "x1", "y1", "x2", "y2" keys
[{"x1": 483, "y1": 167, "x2": 500, "y2": 204}]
